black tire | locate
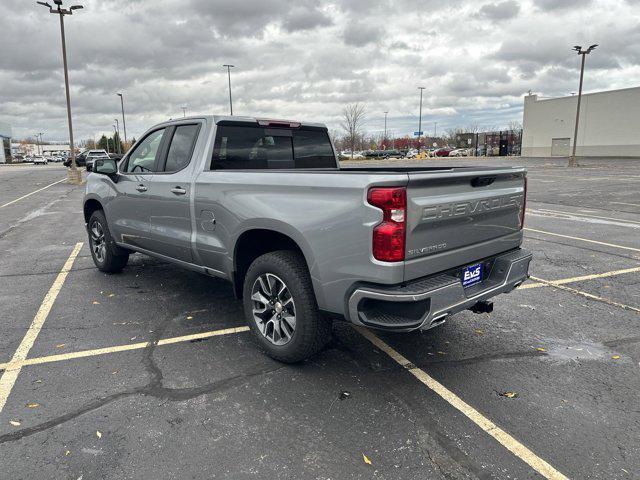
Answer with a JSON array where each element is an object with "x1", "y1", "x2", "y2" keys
[
  {"x1": 87, "y1": 209, "x2": 129, "y2": 273},
  {"x1": 243, "y1": 250, "x2": 332, "y2": 363}
]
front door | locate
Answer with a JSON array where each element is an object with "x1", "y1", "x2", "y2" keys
[
  {"x1": 146, "y1": 123, "x2": 202, "y2": 263},
  {"x1": 109, "y1": 128, "x2": 166, "y2": 251}
]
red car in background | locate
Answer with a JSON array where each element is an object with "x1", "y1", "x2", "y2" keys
[{"x1": 433, "y1": 147, "x2": 453, "y2": 157}]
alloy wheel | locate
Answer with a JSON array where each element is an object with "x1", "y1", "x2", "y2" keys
[
  {"x1": 90, "y1": 220, "x2": 106, "y2": 263},
  {"x1": 251, "y1": 273, "x2": 297, "y2": 345}
]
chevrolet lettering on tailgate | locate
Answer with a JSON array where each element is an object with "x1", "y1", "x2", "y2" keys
[{"x1": 422, "y1": 194, "x2": 524, "y2": 221}]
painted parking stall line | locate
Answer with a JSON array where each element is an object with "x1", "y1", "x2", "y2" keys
[
  {"x1": 0, "y1": 242, "x2": 83, "y2": 414},
  {"x1": 355, "y1": 326, "x2": 570, "y2": 480},
  {"x1": 0, "y1": 178, "x2": 67, "y2": 209},
  {"x1": 0, "y1": 326, "x2": 250, "y2": 371},
  {"x1": 524, "y1": 227, "x2": 640, "y2": 253},
  {"x1": 520, "y1": 265, "x2": 640, "y2": 290}
]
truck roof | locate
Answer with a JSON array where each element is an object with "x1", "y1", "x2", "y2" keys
[{"x1": 164, "y1": 115, "x2": 327, "y2": 130}]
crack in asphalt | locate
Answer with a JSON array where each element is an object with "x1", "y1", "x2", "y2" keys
[{"x1": 0, "y1": 304, "x2": 283, "y2": 445}]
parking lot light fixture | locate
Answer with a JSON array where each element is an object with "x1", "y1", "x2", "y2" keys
[
  {"x1": 114, "y1": 118, "x2": 121, "y2": 154},
  {"x1": 116, "y1": 93, "x2": 128, "y2": 147},
  {"x1": 223, "y1": 65, "x2": 234, "y2": 115},
  {"x1": 383, "y1": 111, "x2": 388, "y2": 144},
  {"x1": 417, "y1": 87, "x2": 425, "y2": 150},
  {"x1": 37, "y1": 0, "x2": 83, "y2": 184},
  {"x1": 569, "y1": 44, "x2": 598, "y2": 167}
]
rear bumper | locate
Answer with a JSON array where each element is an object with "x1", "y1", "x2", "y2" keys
[{"x1": 347, "y1": 248, "x2": 532, "y2": 331}]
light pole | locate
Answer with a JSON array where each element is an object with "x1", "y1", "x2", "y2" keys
[
  {"x1": 222, "y1": 64, "x2": 234, "y2": 115},
  {"x1": 570, "y1": 44, "x2": 597, "y2": 167},
  {"x1": 113, "y1": 125, "x2": 118, "y2": 154},
  {"x1": 37, "y1": 0, "x2": 83, "y2": 183},
  {"x1": 34, "y1": 132, "x2": 44, "y2": 155},
  {"x1": 434, "y1": 121, "x2": 437, "y2": 139},
  {"x1": 417, "y1": 87, "x2": 425, "y2": 150},
  {"x1": 116, "y1": 92, "x2": 127, "y2": 147},
  {"x1": 383, "y1": 111, "x2": 388, "y2": 146},
  {"x1": 114, "y1": 118, "x2": 121, "y2": 154},
  {"x1": 181, "y1": 105, "x2": 187, "y2": 117}
]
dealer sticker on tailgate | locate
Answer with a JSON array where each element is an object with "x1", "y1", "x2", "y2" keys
[{"x1": 462, "y1": 263, "x2": 483, "y2": 288}]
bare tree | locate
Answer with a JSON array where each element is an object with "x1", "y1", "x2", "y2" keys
[
  {"x1": 340, "y1": 103, "x2": 366, "y2": 159},
  {"x1": 507, "y1": 120, "x2": 523, "y2": 132}
]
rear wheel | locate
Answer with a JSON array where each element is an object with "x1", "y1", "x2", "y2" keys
[
  {"x1": 243, "y1": 250, "x2": 332, "y2": 363},
  {"x1": 88, "y1": 210, "x2": 129, "y2": 273}
]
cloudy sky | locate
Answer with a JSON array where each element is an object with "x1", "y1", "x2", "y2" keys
[{"x1": 1, "y1": 0, "x2": 639, "y2": 143}]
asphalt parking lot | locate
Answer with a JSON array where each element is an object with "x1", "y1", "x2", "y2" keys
[{"x1": 1, "y1": 158, "x2": 639, "y2": 479}]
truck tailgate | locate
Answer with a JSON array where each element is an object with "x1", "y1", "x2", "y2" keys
[{"x1": 404, "y1": 168, "x2": 526, "y2": 281}]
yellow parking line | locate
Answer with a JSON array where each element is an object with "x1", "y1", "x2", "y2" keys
[
  {"x1": 520, "y1": 265, "x2": 640, "y2": 290},
  {"x1": 0, "y1": 326, "x2": 250, "y2": 371},
  {"x1": 530, "y1": 276, "x2": 640, "y2": 314},
  {"x1": 524, "y1": 227, "x2": 640, "y2": 253},
  {"x1": 0, "y1": 242, "x2": 83, "y2": 413},
  {"x1": 0, "y1": 178, "x2": 67, "y2": 209},
  {"x1": 355, "y1": 327, "x2": 569, "y2": 480}
]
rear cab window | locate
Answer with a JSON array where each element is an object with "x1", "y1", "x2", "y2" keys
[{"x1": 211, "y1": 123, "x2": 336, "y2": 170}]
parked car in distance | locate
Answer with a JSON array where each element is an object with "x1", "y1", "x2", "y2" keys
[
  {"x1": 32, "y1": 155, "x2": 48, "y2": 165},
  {"x1": 449, "y1": 148, "x2": 469, "y2": 157},
  {"x1": 433, "y1": 147, "x2": 453, "y2": 157},
  {"x1": 84, "y1": 115, "x2": 531, "y2": 363}
]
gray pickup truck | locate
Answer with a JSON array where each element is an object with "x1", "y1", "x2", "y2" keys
[{"x1": 84, "y1": 116, "x2": 531, "y2": 362}]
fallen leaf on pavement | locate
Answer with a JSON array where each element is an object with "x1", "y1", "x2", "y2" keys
[
  {"x1": 437, "y1": 351, "x2": 447, "y2": 355},
  {"x1": 26, "y1": 402, "x2": 40, "y2": 408},
  {"x1": 108, "y1": 293, "x2": 115, "y2": 298},
  {"x1": 64, "y1": 450, "x2": 71, "y2": 456},
  {"x1": 56, "y1": 344, "x2": 65, "y2": 349},
  {"x1": 186, "y1": 316, "x2": 193, "y2": 320},
  {"x1": 362, "y1": 453, "x2": 372, "y2": 465},
  {"x1": 96, "y1": 430, "x2": 102, "y2": 439},
  {"x1": 9, "y1": 420, "x2": 21, "y2": 426},
  {"x1": 612, "y1": 355, "x2": 620, "y2": 359},
  {"x1": 474, "y1": 329, "x2": 484, "y2": 335},
  {"x1": 92, "y1": 301, "x2": 100, "y2": 305},
  {"x1": 536, "y1": 347, "x2": 546, "y2": 352},
  {"x1": 500, "y1": 391, "x2": 518, "y2": 399}
]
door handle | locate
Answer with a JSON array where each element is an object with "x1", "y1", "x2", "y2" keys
[
  {"x1": 171, "y1": 186, "x2": 187, "y2": 195},
  {"x1": 135, "y1": 184, "x2": 147, "y2": 192}
]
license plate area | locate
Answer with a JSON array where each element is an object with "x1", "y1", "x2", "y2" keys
[{"x1": 461, "y1": 263, "x2": 483, "y2": 288}]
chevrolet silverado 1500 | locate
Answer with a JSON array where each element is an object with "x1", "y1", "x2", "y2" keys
[{"x1": 84, "y1": 116, "x2": 531, "y2": 362}]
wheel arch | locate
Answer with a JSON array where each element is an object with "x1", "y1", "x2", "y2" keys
[
  {"x1": 232, "y1": 227, "x2": 324, "y2": 307},
  {"x1": 83, "y1": 197, "x2": 104, "y2": 224}
]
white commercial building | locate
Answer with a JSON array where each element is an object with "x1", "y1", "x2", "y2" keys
[{"x1": 521, "y1": 86, "x2": 640, "y2": 157}]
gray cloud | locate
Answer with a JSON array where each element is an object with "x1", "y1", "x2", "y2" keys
[
  {"x1": 342, "y1": 21, "x2": 381, "y2": 47},
  {"x1": 479, "y1": 0, "x2": 520, "y2": 20},
  {"x1": 533, "y1": 0, "x2": 593, "y2": 10},
  {"x1": 0, "y1": 0, "x2": 638, "y2": 142}
]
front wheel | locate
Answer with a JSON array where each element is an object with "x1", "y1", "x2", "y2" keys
[
  {"x1": 88, "y1": 210, "x2": 129, "y2": 273},
  {"x1": 243, "y1": 250, "x2": 332, "y2": 363}
]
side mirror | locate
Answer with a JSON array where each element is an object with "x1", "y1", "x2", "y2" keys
[{"x1": 94, "y1": 158, "x2": 117, "y2": 175}]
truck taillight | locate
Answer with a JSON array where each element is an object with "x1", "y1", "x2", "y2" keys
[
  {"x1": 367, "y1": 187, "x2": 406, "y2": 262},
  {"x1": 520, "y1": 176, "x2": 527, "y2": 229}
]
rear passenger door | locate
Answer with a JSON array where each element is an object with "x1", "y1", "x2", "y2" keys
[{"x1": 146, "y1": 123, "x2": 202, "y2": 263}]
